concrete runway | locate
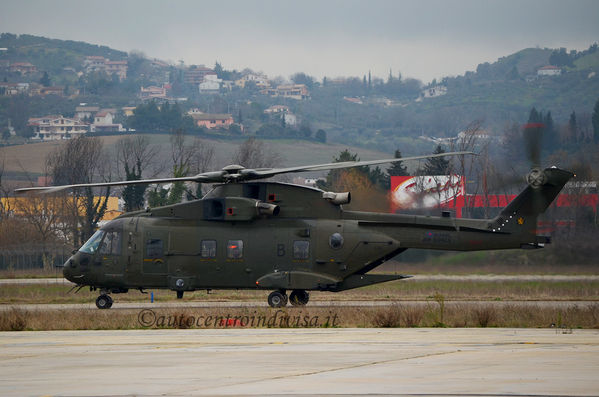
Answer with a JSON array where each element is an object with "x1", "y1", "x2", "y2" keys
[
  {"x1": 1, "y1": 328, "x2": 598, "y2": 396},
  {"x1": 2, "y1": 274, "x2": 598, "y2": 285}
]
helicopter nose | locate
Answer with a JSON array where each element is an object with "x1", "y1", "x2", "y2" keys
[{"x1": 63, "y1": 257, "x2": 78, "y2": 283}]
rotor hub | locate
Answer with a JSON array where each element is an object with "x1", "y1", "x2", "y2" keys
[{"x1": 526, "y1": 168, "x2": 547, "y2": 188}]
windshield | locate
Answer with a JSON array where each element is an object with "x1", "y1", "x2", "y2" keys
[{"x1": 79, "y1": 230, "x2": 105, "y2": 254}]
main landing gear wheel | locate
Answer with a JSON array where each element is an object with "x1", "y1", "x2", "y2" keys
[
  {"x1": 267, "y1": 290, "x2": 288, "y2": 308},
  {"x1": 289, "y1": 290, "x2": 310, "y2": 306},
  {"x1": 96, "y1": 294, "x2": 113, "y2": 309}
]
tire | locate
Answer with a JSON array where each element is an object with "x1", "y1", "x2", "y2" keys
[
  {"x1": 96, "y1": 294, "x2": 112, "y2": 309},
  {"x1": 267, "y1": 291, "x2": 287, "y2": 308},
  {"x1": 289, "y1": 290, "x2": 310, "y2": 306}
]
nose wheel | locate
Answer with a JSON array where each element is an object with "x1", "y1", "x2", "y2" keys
[
  {"x1": 267, "y1": 290, "x2": 288, "y2": 308},
  {"x1": 95, "y1": 294, "x2": 113, "y2": 309}
]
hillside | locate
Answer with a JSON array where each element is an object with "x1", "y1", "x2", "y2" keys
[
  {"x1": 0, "y1": 134, "x2": 389, "y2": 186},
  {"x1": 0, "y1": 33, "x2": 127, "y2": 76},
  {"x1": 1, "y1": 33, "x2": 598, "y2": 157}
]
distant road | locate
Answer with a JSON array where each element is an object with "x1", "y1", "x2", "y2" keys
[{"x1": 1, "y1": 274, "x2": 598, "y2": 285}]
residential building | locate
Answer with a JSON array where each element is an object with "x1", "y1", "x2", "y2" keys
[
  {"x1": 121, "y1": 106, "x2": 136, "y2": 117},
  {"x1": 139, "y1": 85, "x2": 167, "y2": 100},
  {"x1": 9, "y1": 62, "x2": 37, "y2": 75},
  {"x1": 93, "y1": 109, "x2": 116, "y2": 125},
  {"x1": 264, "y1": 105, "x2": 290, "y2": 114},
  {"x1": 28, "y1": 115, "x2": 88, "y2": 140},
  {"x1": 421, "y1": 85, "x2": 447, "y2": 98},
  {"x1": 199, "y1": 74, "x2": 222, "y2": 93},
  {"x1": 105, "y1": 60, "x2": 128, "y2": 80},
  {"x1": 83, "y1": 56, "x2": 107, "y2": 72},
  {"x1": 184, "y1": 65, "x2": 215, "y2": 85},
  {"x1": 83, "y1": 56, "x2": 128, "y2": 80},
  {"x1": 90, "y1": 109, "x2": 124, "y2": 133},
  {"x1": 343, "y1": 97, "x2": 363, "y2": 105},
  {"x1": 191, "y1": 113, "x2": 234, "y2": 129},
  {"x1": 38, "y1": 86, "x2": 64, "y2": 97},
  {"x1": 235, "y1": 73, "x2": 270, "y2": 89},
  {"x1": 537, "y1": 65, "x2": 562, "y2": 76},
  {"x1": 74, "y1": 106, "x2": 100, "y2": 120},
  {"x1": 262, "y1": 84, "x2": 310, "y2": 100},
  {"x1": 0, "y1": 82, "x2": 29, "y2": 96},
  {"x1": 283, "y1": 112, "x2": 297, "y2": 126}
]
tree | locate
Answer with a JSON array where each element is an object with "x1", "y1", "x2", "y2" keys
[
  {"x1": 569, "y1": 111, "x2": 578, "y2": 144},
  {"x1": 423, "y1": 145, "x2": 450, "y2": 175},
  {"x1": 387, "y1": 150, "x2": 409, "y2": 176},
  {"x1": 39, "y1": 71, "x2": 50, "y2": 87},
  {"x1": 592, "y1": 98, "x2": 599, "y2": 144},
  {"x1": 290, "y1": 72, "x2": 314, "y2": 89},
  {"x1": 233, "y1": 137, "x2": 281, "y2": 169},
  {"x1": 46, "y1": 137, "x2": 111, "y2": 246},
  {"x1": 116, "y1": 136, "x2": 158, "y2": 212},
  {"x1": 315, "y1": 129, "x2": 327, "y2": 143},
  {"x1": 148, "y1": 129, "x2": 197, "y2": 207},
  {"x1": 318, "y1": 149, "x2": 387, "y2": 191}
]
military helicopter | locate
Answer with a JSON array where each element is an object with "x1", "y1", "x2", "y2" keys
[{"x1": 16, "y1": 147, "x2": 572, "y2": 309}]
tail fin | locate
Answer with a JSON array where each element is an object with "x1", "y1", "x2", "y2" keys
[{"x1": 491, "y1": 167, "x2": 573, "y2": 237}]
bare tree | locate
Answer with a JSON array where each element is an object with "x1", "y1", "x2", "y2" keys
[
  {"x1": 115, "y1": 135, "x2": 158, "y2": 211},
  {"x1": 148, "y1": 130, "x2": 215, "y2": 205},
  {"x1": 233, "y1": 137, "x2": 281, "y2": 169},
  {"x1": 46, "y1": 137, "x2": 111, "y2": 246}
]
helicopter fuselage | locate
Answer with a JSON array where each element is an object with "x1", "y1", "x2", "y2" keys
[{"x1": 63, "y1": 169, "x2": 571, "y2": 307}]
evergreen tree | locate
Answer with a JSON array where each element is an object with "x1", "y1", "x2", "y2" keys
[
  {"x1": 423, "y1": 145, "x2": 450, "y2": 175},
  {"x1": 122, "y1": 159, "x2": 146, "y2": 212},
  {"x1": 544, "y1": 111, "x2": 557, "y2": 151},
  {"x1": 387, "y1": 150, "x2": 409, "y2": 176},
  {"x1": 39, "y1": 71, "x2": 50, "y2": 87},
  {"x1": 569, "y1": 111, "x2": 578, "y2": 144},
  {"x1": 315, "y1": 129, "x2": 327, "y2": 143},
  {"x1": 592, "y1": 98, "x2": 599, "y2": 144},
  {"x1": 527, "y1": 107, "x2": 540, "y2": 124}
]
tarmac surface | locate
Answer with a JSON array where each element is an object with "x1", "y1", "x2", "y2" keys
[
  {"x1": 1, "y1": 328, "x2": 598, "y2": 396},
  {"x1": 2, "y1": 274, "x2": 598, "y2": 285}
]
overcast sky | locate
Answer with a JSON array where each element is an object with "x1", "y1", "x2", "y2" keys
[{"x1": 2, "y1": 0, "x2": 598, "y2": 83}]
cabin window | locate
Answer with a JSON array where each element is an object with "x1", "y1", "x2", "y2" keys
[
  {"x1": 80, "y1": 230, "x2": 104, "y2": 254},
  {"x1": 201, "y1": 240, "x2": 217, "y2": 258},
  {"x1": 227, "y1": 240, "x2": 243, "y2": 259},
  {"x1": 329, "y1": 233, "x2": 344, "y2": 250},
  {"x1": 146, "y1": 238, "x2": 164, "y2": 259},
  {"x1": 293, "y1": 241, "x2": 310, "y2": 259},
  {"x1": 99, "y1": 231, "x2": 122, "y2": 255}
]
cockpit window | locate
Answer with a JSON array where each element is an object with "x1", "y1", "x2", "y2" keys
[
  {"x1": 99, "y1": 231, "x2": 122, "y2": 255},
  {"x1": 79, "y1": 230, "x2": 105, "y2": 254}
]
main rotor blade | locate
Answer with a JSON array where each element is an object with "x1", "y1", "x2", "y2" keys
[
  {"x1": 248, "y1": 151, "x2": 476, "y2": 180},
  {"x1": 14, "y1": 171, "x2": 226, "y2": 194},
  {"x1": 523, "y1": 123, "x2": 543, "y2": 168}
]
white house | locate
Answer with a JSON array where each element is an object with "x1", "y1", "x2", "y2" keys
[
  {"x1": 421, "y1": 85, "x2": 447, "y2": 98},
  {"x1": 28, "y1": 115, "x2": 88, "y2": 140},
  {"x1": 74, "y1": 106, "x2": 100, "y2": 120},
  {"x1": 90, "y1": 109, "x2": 125, "y2": 133},
  {"x1": 537, "y1": 65, "x2": 562, "y2": 76},
  {"x1": 283, "y1": 112, "x2": 297, "y2": 126},
  {"x1": 199, "y1": 74, "x2": 222, "y2": 93}
]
